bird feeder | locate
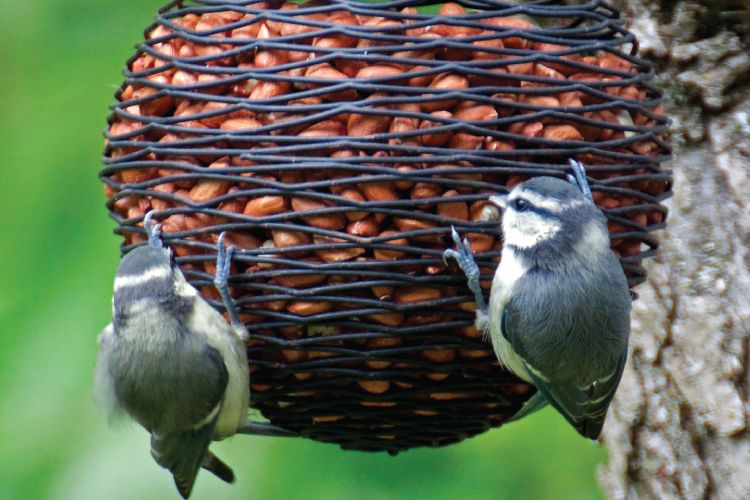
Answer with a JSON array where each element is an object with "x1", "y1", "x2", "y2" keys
[{"x1": 101, "y1": 0, "x2": 671, "y2": 454}]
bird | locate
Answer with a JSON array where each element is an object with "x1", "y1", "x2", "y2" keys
[
  {"x1": 443, "y1": 160, "x2": 631, "y2": 439},
  {"x1": 94, "y1": 211, "x2": 250, "y2": 498}
]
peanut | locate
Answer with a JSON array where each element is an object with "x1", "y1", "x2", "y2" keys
[
  {"x1": 366, "y1": 360, "x2": 391, "y2": 369},
  {"x1": 312, "y1": 415, "x2": 344, "y2": 424},
  {"x1": 429, "y1": 392, "x2": 465, "y2": 400},
  {"x1": 299, "y1": 120, "x2": 345, "y2": 137},
  {"x1": 418, "y1": 111, "x2": 453, "y2": 147},
  {"x1": 358, "y1": 181, "x2": 398, "y2": 202},
  {"x1": 356, "y1": 65, "x2": 404, "y2": 80},
  {"x1": 305, "y1": 63, "x2": 357, "y2": 101},
  {"x1": 287, "y1": 301, "x2": 332, "y2": 316},
  {"x1": 485, "y1": 16, "x2": 534, "y2": 49},
  {"x1": 272, "y1": 229, "x2": 311, "y2": 248},
  {"x1": 357, "y1": 381, "x2": 390, "y2": 394},
  {"x1": 422, "y1": 349, "x2": 456, "y2": 363},
  {"x1": 369, "y1": 313, "x2": 405, "y2": 327},
  {"x1": 347, "y1": 217, "x2": 380, "y2": 237},
  {"x1": 291, "y1": 197, "x2": 346, "y2": 231},
  {"x1": 244, "y1": 196, "x2": 287, "y2": 217},
  {"x1": 338, "y1": 188, "x2": 368, "y2": 221},
  {"x1": 542, "y1": 124, "x2": 584, "y2": 141},
  {"x1": 393, "y1": 286, "x2": 441, "y2": 304},
  {"x1": 220, "y1": 118, "x2": 261, "y2": 131},
  {"x1": 371, "y1": 285, "x2": 394, "y2": 301},
  {"x1": 448, "y1": 132, "x2": 484, "y2": 150},
  {"x1": 348, "y1": 113, "x2": 393, "y2": 137},
  {"x1": 313, "y1": 235, "x2": 365, "y2": 262},
  {"x1": 276, "y1": 272, "x2": 327, "y2": 288},
  {"x1": 373, "y1": 230, "x2": 408, "y2": 260},
  {"x1": 410, "y1": 182, "x2": 443, "y2": 200},
  {"x1": 437, "y1": 190, "x2": 469, "y2": 220},
  {"x1": 455, "y1": 105, "x2": 498, "y2": 122},
  {"x1": 422, "y1": 74, "x2": 469, "y2": 112}
]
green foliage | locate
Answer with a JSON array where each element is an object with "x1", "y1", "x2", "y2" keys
[{"x1": 0, "y1": 1, "x2": 605, "y2": 498}]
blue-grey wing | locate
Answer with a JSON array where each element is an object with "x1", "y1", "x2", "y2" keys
[
  {"x1": 501, "y1": 291, "x2": 627, "y2": 439},
  {"x1": 506, "y1": 391, "x2": 549, "y2": 423},
  {"x1": 524, "y1": 351, "x2": 626, "y2": 439}
]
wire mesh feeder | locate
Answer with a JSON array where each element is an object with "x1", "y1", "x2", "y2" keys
[{"x1": 101, "y1": 0, "x2": 672, "y2": 454}]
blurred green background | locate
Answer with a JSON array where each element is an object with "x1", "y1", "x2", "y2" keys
[{"x1": 0, "y1": 1, "x2": 605, "y2": 499}]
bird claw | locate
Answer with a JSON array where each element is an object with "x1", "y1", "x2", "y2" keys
[
  {"x1": 443, "y1": 226, "x2": 487, "y2": 312},
  {"x1": 214, "y1": 233, "x2": 233, "y2": 291},
  {"x1": 214, "y1": 232, "x2": 244, "y2": 332},
  {"x1": 442, "y1": 248, "x2": 458, "y2": 267},
  {"x1": 143, "y1": 211, "x2": 163, "y2": 249},
  {"x1": 567, "y1": 159, "x2": 594, "y2": 202}
]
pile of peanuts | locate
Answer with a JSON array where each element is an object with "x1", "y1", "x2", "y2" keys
[{"x1": 103, "y1": 1, "x2": 670, "y2": 450}]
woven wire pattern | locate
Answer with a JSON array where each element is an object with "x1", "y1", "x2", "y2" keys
[{"x1": 101, "y1": 0, "x2": 672, "y2": 453}]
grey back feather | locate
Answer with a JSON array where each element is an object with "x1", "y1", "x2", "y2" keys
[{"x1": 103, "y1": 310, "x2": 229, "y2": 433}]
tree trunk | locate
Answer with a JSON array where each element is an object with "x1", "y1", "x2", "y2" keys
[{"x1": 600, "y1": 1, "x2": 750, "y2": 498}]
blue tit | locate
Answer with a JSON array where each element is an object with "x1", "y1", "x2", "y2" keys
[
  {"x1": 94, "y1": 212, "x2": 251, "y2": 498},
  {"x1": 444, "y1": 160, "x2": 630, "y2": 439}
]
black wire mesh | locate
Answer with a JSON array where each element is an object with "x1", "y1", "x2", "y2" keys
[{"x1": 101, "y1": 0, "x2": 672, "y2": 454}]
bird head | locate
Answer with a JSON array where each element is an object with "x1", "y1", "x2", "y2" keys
[
  {"x1": 113, "y1": 245, "x2": 195, "y2": 309},
  {"x1": 490, "y1": 177, "x2": 609, "y2": 260}
]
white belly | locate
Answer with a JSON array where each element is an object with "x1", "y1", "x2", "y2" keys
[
  {"x1": 213, "y1": 327, "x2": 249, "y2": 439},
  {"x1": 190, "y1": 299, "x2": 250, "y2": 439},
  {"x1": 488, "y1": 247, "x2": 533, "y2": 383}
]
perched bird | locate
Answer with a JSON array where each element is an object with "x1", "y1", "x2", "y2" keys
[
  {"x1": 95, "y1": 212, "x2": 250, "y2": 498},
  {"x1": 444, "y1": 160, "x2": 631, "y2": 439}
]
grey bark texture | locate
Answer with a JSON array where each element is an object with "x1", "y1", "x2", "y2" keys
[{"x1": 599, "y1": 1, "x2": 750, "y2": 498}]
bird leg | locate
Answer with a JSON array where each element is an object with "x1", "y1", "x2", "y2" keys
[
  {"x1": 214, "y1": 233, "x2": 248, "y2": 339},
  {"x1": 567, "y1": 159, "x2": 594, "y2": 203},
  {"x1": 143, "y1": 211, "x2": 163, "y2": 249},
  {"x1": 443, "y1": 226, "x2": 489, "y2": 318},
  {"x1": 238, "y1": 421, "x2": 298, "y2": 437}
]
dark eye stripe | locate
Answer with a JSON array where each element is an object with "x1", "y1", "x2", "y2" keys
[
  {"x1": 510, "y1": 198, "x2": 559, "y2": 218},
  {"x1": 511, "y1": 198, "x2": 529, "y2": 211}
]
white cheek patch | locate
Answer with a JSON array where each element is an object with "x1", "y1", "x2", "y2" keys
[
  {"x1": 574, "y1": 219, "x2": 611, "y2": 257},
  {"x1": 126, "y1": 298, "x2": 155, "y2": 314},
  {"x1": 174, "y1": 270, "x2": 198, "y2": 297},
  {"x1": 502, "y1": 210, "x2": 561, "y2": 249}
]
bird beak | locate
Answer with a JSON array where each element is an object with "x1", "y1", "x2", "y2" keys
[{"x1": 489, "y1": 194, "x2": 508, "y2": 210}]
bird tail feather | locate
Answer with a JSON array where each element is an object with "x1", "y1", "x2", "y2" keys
[
  {"x1": 150, "y1": 415, "x2": 218, "y2": 499},
  {"x1": 506, "y1": 391, "x2": 549, "y2": 423},
  {"x1": 202, "y1": 451, "x2": 235, "y2": 484}
]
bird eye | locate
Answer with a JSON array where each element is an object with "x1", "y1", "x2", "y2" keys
[{"x1": 512, "y1": 198, "x2": 529, "y2": 211}]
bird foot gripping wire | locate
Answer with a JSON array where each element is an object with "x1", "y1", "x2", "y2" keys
[
  {"x1": 213, "y1": 233, "x2": 298, "y2": 439},
  {"x1": 215, "y1": 232, "x2": 248, "y2": 339},
  {"x1": 143, "y1": 211, "x2": 164, "y2": 249},
  {"x1": 442, "y1": 226, "x2": 488, "y2": 314},
  {"x1": 566, "y1": 159, "x2": 594, "y2": 203}
]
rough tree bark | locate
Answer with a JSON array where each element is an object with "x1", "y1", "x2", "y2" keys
[{"x1": 599, "y1": 1, "x2": 750, "y2": 498}]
